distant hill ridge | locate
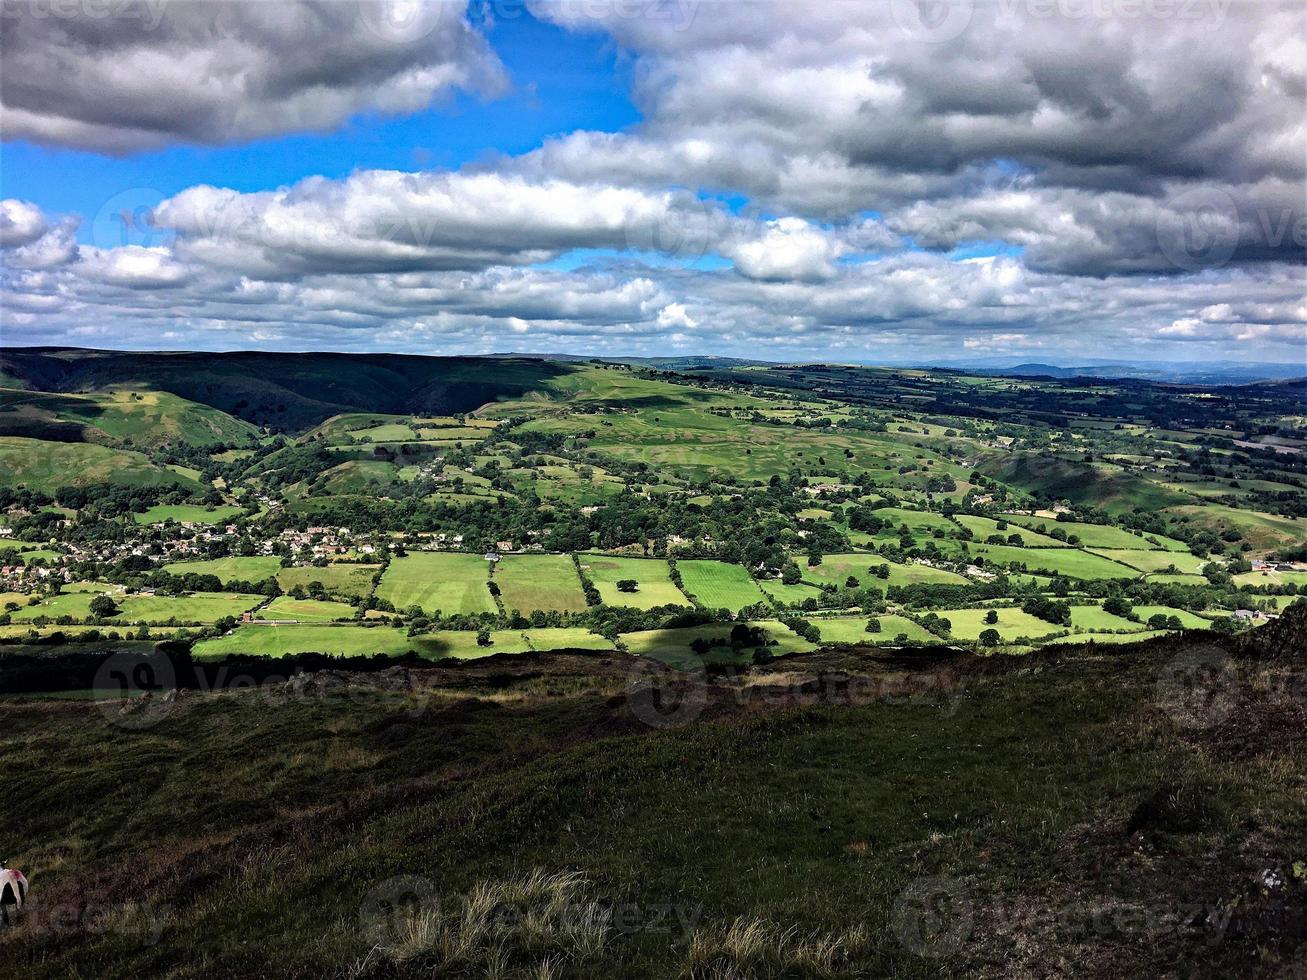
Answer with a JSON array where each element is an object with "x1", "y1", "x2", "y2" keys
[{"x1": 0, "y1": 347, "x2": 571, "y2": 432}]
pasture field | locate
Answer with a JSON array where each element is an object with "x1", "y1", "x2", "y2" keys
[
  {"x1": 961, "y1": 544, "x2": 1138, "y2": 580},
  {"x1": 937, "y1": 607, "x2": 1065, "y2": 642},
  {"x1": 1147, "y1": 573, "x2": 1210, "y2": 586},
  {"x1": 493, "y1": 554, "x2": 589, "y2": 614},
  {"x1": 757, "y1": 577, "x2": 824, "y2": 607},
  {"x1": 164, "y1": 556, "x2": 283, "y2": 584},
  {"x1": 193, "y1": 624, "x2": 612, "y2": 659},
  {"x1": 1087, "y1": 549, "x2": 1212, "y2": 574},
  {"x1": 0, "y1": 437, "x2": 201, "y2": 494},
  {"x1": 803, "y1": 553, "x2": 969, "y2": 590},
  {"x1": 675, "y1": 559, "x2": 768, "y2": 611},
  {"x1": 116, "y1": 592, "x2": 264, "y2": 623},
  {"x1": 1067, "y1": 606, "x2": 1145, "y2": 632},
  {"x1": 11, "y1": 585, "x2": 262, "y2": 624},
  {"x1": 1130, "y1": 606, "x2": 1218, "y2": 629},
  {"x1": 257, "y1": 596, "x2": 356, "y2": 622},
  {"x1": 1042, "y1": 629, "x2": 1170, "y2": 646},
  {"x1": 1163, "y1": 504, "x2": 1306, "y2": 555},
  {"x1": 1234, "y1": 569, "x2": 1307, "y2": 589},
  {"x1": 134, "y1": 504, "x2": 244, "y2": 525},
  {"x1": 952, "y1": 515, "x2": 1062, "y2": 547},
  {"x1": 621, "y1": 619, "x2": 815, "y2": 667},
  {"x1": 375, "y1": 552, "x2": 497, "y2": 616},
  {"x1": 871, "y1": 507, "x2": 957, "y2": 534},
  {"x1": 999, "y1": 516, "x2": 1165, "y2": 550},
  {"x1": 812, "y1": 615, "x2": 939, "y2": 645},
  {"x1": 275, "y1": 563, "x2": 381, "y2": 599},
  {"x1": 581, "y1": 556, "x2": 688, "y2": 609}
]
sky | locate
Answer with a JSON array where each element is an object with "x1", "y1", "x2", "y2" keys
[{"x1": 0, "y1": 0, "x2": 1304, "y2": 365}]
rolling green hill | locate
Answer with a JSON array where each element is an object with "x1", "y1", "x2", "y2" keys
[
  {"x1": 0, "y1": 437, "x2": 205, "y2": 494},
  {"x1": 0, "y1": 348, "x2": 573, "y2": 433},
  {"x1": 0, "y1": 387, "x2": 260, "y2": 449}
]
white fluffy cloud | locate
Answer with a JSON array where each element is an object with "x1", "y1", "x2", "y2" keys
[{"x1": 0, "y1": 1, "x2": 504, "y2": 152}]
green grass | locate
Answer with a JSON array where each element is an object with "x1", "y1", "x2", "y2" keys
[
  {"x1": 1130, "y1": 606, "x2": 1218, "y2": 629},
  {"x1": 493, "y1": 554, "x2": 589, "y2": 614},
  {"x1": 1086, "y1": 549, "x2": 1212, "y2": 574},
  {"x1": 134, "y1": 504, "x2": 243, "y2": 525},
  {"x1": 194, "y1": 624, "x2": 612, "y2": 659},
  {"x1": 953, "y1": 514, "x2": 1063, "y2": 547},
  {"x1": 1234, "y1": 569, "x2": 1307, "y2": 589},
  {"x1": 803, "y1": 553, "x2": 968, "y2": 590},
  {"x1": 675, "y1": 559, "x2": 768, "y2": 612},
  {"x1": 257, "y1": 596, "x2": 355, "y2": 623},
  {"x1": 811, "y1": 615, "x2": 939, "y2": 645},
  {"x1": 375, "y1": 552, "x2": 498, "y2": 616},
  {"x1": 581, "y1": 556, "x2": 689, "y2": 609},
  {"x1": 621, "y1": 620, "x2": 814, "y2": 667},
  {"x1": 11, "y1": 585, "x2": 262, "y2": 624},
  {"x1": 935, "y1": 607, "x2": 1064, "y2": 642},
  {"x1": 1041, "y1": 629, "x2": 1170, "y2": 645},
  {"x1": 757, "y1": 577, "x2": 824, "y2": 607},
  {"x1": 1067, "y1": 605, "x2": 1146, "y2": 632},
  {"x1": 960, "y1": 544, "x2": 1138, "y2": 580},
  {"x1": 1000, "y1": 515, "x2": 1161, "y2": 550},
  {"x1": 0, "y1": 437, "x2": 203, "y2": 494},
  {"x1": 164, "y1": 556, "x2": 283, "y2": 584},
  {"x1": 275, "y1": 563, "x2": 381, "y2": 599}
]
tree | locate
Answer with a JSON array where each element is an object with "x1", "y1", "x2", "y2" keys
[
  {"x1": 1103, "y1": 596, "x2": 1132, "y2": 619},
  {"x1": 616, "y1": 579, "x2": 639, "y2": 593},
  {"x1": 475, "y1": 629, "x2": 492, "y2": 647},
  {"x1": 780, "y1": 563, "x2": 802, "y2": 585},
  {"x1": 979, "y1": 628, "x2": 1001, "y2": 646},
  {"x1": 984, "y1": 609, "x2": 998, "y2": 625},
  {"x1": 89, "y1": 594, "x2": 119, "y2": 618},
  {"x1": 865, "y1": 617, "x2": 881, "y2": 633}
]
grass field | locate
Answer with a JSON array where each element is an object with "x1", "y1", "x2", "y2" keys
[
  {"x1": 675, "y1": 559, "x2": 768, "y2": 611},
  {"x1": 376, "y1": 552, "x2": 498, "y2": 616},
  {"x1": 961, "y1": 544, "x2": 1138, "y2": 580},
  {"x1": 803, "y1": 553, "x2": 968, "y2": 590},
  {"x1": 134, "y1": 504, "x2": 243, "y2": 525},
  {"x1": 952, "y1": 515, "x2": 1063, "y2": 547},
  {"x1": 1000, "y1": 516, "x2": 1163, "y2": 550},
  {"x1": 1130, "y1": 606, "x2": 1218, "y2": 629},
  {"x1": 757, "y1": 577, "x2": 824, "y2": 607},
  {"x1": 193, "y1": 624, "x2": 612, "y2": 659},
  {"x1": 1087, "y1": 549, "x2": 1212, "y2": 574},
  {"x1": 164, "y1": 556, "x2": 283, "y2": 584},
  {"x1": 257, "y1": 596, "x2": 355, "y2": 622},
  {"x1": 811, "y1": 615, "x2": 939, "y2": 645},
  {"x1": 621, "y1": 619, "x2": 815, "y2": 667},
  {"x1": 581, "y1": 556, "x2": 688, "y2": 609},
  {"x1": 275, "y1": 563, "x2": 381, "y2": 599},
  {"x1": 493, "y1": 554, "x2": 589, "y2": 614},
  {"x1": 1067, "y1": 605, "x2": 1145, "y2": 632},
  {"x1": 11, "y1": 585, "x2": 262, "y2": 624},
  {"x1": 0, "y1": 437, "x2": 202, "y2": 494},
  {"x1": 1234, "y1": 569, "x2": 1307, "y2": 589},
  {"x1": 1041, "y1": 629, "x2": 1171, "y2": 646},
  {"x1": 936, "y1": 607, "x2": 1065, "y2": 642}
]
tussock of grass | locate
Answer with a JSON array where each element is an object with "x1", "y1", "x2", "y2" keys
[
  {"x1": 685, "y1": 916, "x2": 871, "y2": 978},
  {"x1": 374, "y1": 869, "x2": 609, "y2": 977}
]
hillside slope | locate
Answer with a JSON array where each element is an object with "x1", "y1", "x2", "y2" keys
[{"x1": 0, "y1": 348, "x2": 573, "y2": 432}]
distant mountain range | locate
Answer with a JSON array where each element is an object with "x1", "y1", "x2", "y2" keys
[{"x1": 902, "y1": 358, "x2": 1306, "y2": 385}]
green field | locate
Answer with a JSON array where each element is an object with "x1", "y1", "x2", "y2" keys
[
  {"x1": 134, "y1": 504, "x2": 244, "y2": 525},
  {"x1": 375, "y1": 552, "x2": 497, "y2": 616},
  {"x1": 194, "y1": 624, "x2": 612, "y2": 659},
  {"x1": 257, "y1": 596, "x2": 355, "y2": 622},
  {"x1": 1233, "y1": 569, "x2": 1307, "y2": 589},
  {"x1": 621, "y1": 619, "x2": 815, "y2": 667},
  {"x1": 811, "y1": 615, "x2": 939, "y2": 645},
  {"x1": 961, "y1": 544, "x2": 1138, "y2": 580},
  {"x1": 936, "y1": 607, "x2": 1065, "y2": 642},
  {"x1": 1130, "y1": 606, "x2": 1218, "y2": 629},
  {"x1": 11, "y1": 585, "x2": 262, "y2": 624},
  {"x1": 675, "y1": 559, "x2": 768, "y2": 612},
  {"x1": 803, "y1": 553, "x2": 968, "y2": 590},
  {"x1": 1067, "y1": 605, "x2": 1145, "y2": 632},
  {"x1": 164, "y1": 556, "x2": 284, "y2": 584},
  {"x1": 275, "y1": 563, "x2": 381, "y2": 599},
  {"x1": 757, "y1": 577, "x2": 824, "y2": 607},
  {"x1": 493, "y1": 554, "x2": 589, "y2": 614},
  {"x1": 1000, "y1": 515, "x2": 1164, "y2": 550},
  {"x1": 581, "y1": 556, "x2": 689, "y2": 609},
  {"x1": 0, "y1": 437, "x2": 202, "y2": 494},
  {"x1": 1087, "y1": 549, "x2": 1212, "y2": 574},
  {"x1": 953, "y1": 515, "x2": 1062, "y2": 547}
]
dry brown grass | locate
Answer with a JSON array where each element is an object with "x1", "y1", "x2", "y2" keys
[{"x1": 685, "y1": 916, "x2": 872, "y2": 979}]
